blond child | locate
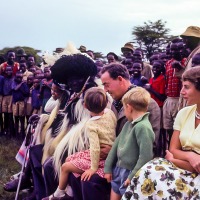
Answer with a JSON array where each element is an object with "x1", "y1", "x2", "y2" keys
[{"x1": 104, "y1": 87, "x2": 155, "y2": 200}]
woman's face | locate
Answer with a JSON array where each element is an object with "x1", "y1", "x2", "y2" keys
[
  {"x1": 51, "y1": 84, "x2": 63, "y2": 100},
  {"x1": 180, "y1": 80, "x2": 200, "y2": 105}
]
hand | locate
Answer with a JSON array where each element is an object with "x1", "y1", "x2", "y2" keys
[
  {"x1": 124, "y1": 178, "x2": 131, "y2": 187},
  {"x1": 81, "y1": 169, "x2": 96, "y2": 181},
  {"x1": 104, "y1": 173, "x2": 112, "y2": 183},
  {"x1": 144, "y1": 84, "x2": 151, "y2": 91},
  {"x1": 100, "y1": 144, "x2": 111, "y2": 160},
  {"x1": 165, "y1": 150, "x2": 174, "y2": 162},
  {"x1": 187, "y1": 152, "x2": 200, "y2": 173},
  {"x1": 171, "y1": 61, "x2": 183, "y2": 70}
]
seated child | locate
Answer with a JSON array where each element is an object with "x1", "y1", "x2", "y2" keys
[
  {"x1": 104, "y1": 87, "x2": 155, "y2": 199},
  {"x1": 43, "y1": 87, "x2": 117, "y2": 200}
]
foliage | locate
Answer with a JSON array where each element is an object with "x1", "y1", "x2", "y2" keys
[
  {"x1": 132, "y1": 19, "x2": 176, "y2": 59},
  {"x1": 0, "y1": 46, "x2": 42, "y2": 65}
]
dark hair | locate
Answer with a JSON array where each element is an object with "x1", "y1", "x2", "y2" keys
[
  {"x1": 106, "y1": 52, "x2": 119, "y2": 61},
  {"x1": 51, "y1": 54, "x2": 97, "y2": 84},
  {"x1": 6, "y1": 50, "x2": 15, "y2": 56},
  {"x1": 101, "y1": 63, "x2": 130, "y2": 80},
  {"x1": 182, "y1": 66, "x2": 200, "y2": 91},
  {"x1": 84, "y1": 87, "x2": 108, "y2": 113}
]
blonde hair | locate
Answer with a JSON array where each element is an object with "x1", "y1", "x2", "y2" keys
[{"x1": 122, "y1": 87, "x2": 150, "y2": 111}]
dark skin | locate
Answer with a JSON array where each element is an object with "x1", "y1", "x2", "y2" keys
[
  {"x1": 192, "y1": 54, "x2": 200, "y2": 67},
  {"x1": 145, "y1": 61, "x2": 166, "y2": 102},
  {"x1": 7, "y1": 52, "x2": 15, "y2": 65}
]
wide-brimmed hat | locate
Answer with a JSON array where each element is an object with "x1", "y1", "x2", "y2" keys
[
  {"x1": 121, "y1": 42, "x2": 134, "y2": 53},
  {"x1": 53, "y1": 47, "x2": 64, "y2": 53},
  {"x1": 16, "y1": 48, "x2": 27, "y2": 57},
  {"x1": 78, "y1": 45, "x2": 87, "y2": 53},
  {"x1": 180, "y1": 26, "x2": 200, "y2": 38}
]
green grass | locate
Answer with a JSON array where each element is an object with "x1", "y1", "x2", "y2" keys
[{"x1": 0, "y1": 136, "x2": 28, "y2": 200}]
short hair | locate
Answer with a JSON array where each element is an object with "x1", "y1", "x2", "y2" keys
[
  {"x1": 84, "y1": 87, "x2": 108, "y2": 113},
  {"x1": 122, "y1": 87, "x2": 150, "y2": 111},
  {"x1": 182, "y1": 66, "x2": 200, "y2": 91},
  {"x1": 106, "y1": 52, "x2": 119, "y2": 61},
  {"x1": 101, "y1": 63, "x2": 130, "y2": 80}
]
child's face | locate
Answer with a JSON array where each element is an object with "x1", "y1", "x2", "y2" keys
[
  {"x1": 132, "y1": 63, "x2": 142, "y2": 77},
  {"x1": 123, "y1": 103, "x2": 132, "y2": 121},
  {"x1": 44, "y1": 68, "x2": 51, "y2": 79},
  {"x1": 124, "y1": 58, "x2": 133, "y2": 75},
  {"x1": 15, "y1": 74, "x2": 23, "y2": 83},
  {"x1": 152, "y1": 61, "x2": 162, "y2": 76},
  {"x1": 5, "y1": 66, "x2": 13, "y2": 76},
  {"x1": 27, "y1": 56, "x2": 35, "y2": 67},
  {"x1": 33, "y1": 79, "x2": 40, "y2": 88},
  {"x1": 19, "y1": 63, "x2": 27, "y2": 73},
  {"x1": 51, "y1": 84, "x2": 62, "y2": 100},
  {"x1": 29, "y1": 67, "x2": 36, "y2": 74},
  {"x1": 27, "y1": 76, "x2": 34, "y2": 85},
  {"x1": 132, "y1": 51, "x2": 142, "y2": 62}
]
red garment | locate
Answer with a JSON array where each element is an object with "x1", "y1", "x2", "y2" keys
[
  {"x1": 1, "y1": 62, "x2": 19, "y2": 77},
  {"x1": 165, "y1": 58, "x2": 186, "y2": 97},
  {"x1": 149, "y1": 74, "x2": 166, "y2": 107}
]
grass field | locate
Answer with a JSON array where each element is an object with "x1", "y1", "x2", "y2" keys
[{"x1": 0, "y1": 136, "x2": 28, "y2": 200}]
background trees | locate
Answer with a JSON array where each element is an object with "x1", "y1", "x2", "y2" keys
[{"x1": 132, "y1": 19, "x2": 175, "y2": 59}]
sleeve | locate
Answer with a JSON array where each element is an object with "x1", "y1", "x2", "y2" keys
[
  {"x1": 87, "y1": 122, "x2": 101, "y2": 171},
  {"x1": 128, "y1": 124, "x2": 154, "y2": 180},
  {"x1": 104, "y1": 135, "x2": 120, "y2": 174},
  {"x1": 44, "y1": 97, "x2": 58, "y2": 113},
  {"x1": 173, "y1": 108, "x2": 185, "y2": 131}
]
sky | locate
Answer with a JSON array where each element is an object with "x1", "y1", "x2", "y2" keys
[{"x1": 1, "y1": 0, "x2": 199, "y2": 56}]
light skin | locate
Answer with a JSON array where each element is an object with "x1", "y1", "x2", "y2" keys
[
  {"x1": 58, "y1": 109, "x2": 105, "y2": 191},
  {"x1": 101, "y1": 71, "x2": 131, "y2": 101},
  {"x1": 104, "y1": 103, "x2": 146, "y2": 200},
  {"x1": 165, "y1": 80, "x2": 200, "y2": 173}
]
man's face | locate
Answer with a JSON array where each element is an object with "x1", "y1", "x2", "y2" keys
[
  {"x1": 101, "y1": 71, "x2": 124, "y2": 100},
  {"x1": 27, "y1": 56, "x2": 35, "y2": 67},
  {"x1": 7, "y1": 52, "x2": 15, "y2": 63}
]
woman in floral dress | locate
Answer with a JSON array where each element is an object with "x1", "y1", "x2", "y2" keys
[{"x1": 122, "y1": 66, "x2": 200, "y2": 200}]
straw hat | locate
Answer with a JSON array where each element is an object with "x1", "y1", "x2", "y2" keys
[
  {"x1": 181, "y1": 26, "x2": 200, "y2": 38},
  {"x1": 53, "y1": 48, "x2": 64, "y2": 53},
  {"x1": 78, "y1": 45, "x2": 87, "y2": 53},
  {"x1": 121, "y1": 42, "x2": 134, "y2": 53}
]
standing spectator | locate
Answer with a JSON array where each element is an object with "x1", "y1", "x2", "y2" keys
[
  {"x1": 121, "y1": 43, "x2": 134, "y2": 58},
  {"x1": 39, "y1": 66, "x2": 53, "y2": 113},
  {"x1": 130, "y1": 61, "x2": 148, "y2": 87},
  {"x1": 107, "y1": 52, "x2": 119, "y2": 64},
  {"x1": 31, "y1": 78, "x2": 42, "y2": 114},
  {"x1": 12, "y1": 71, "x2": 29, "y2": 138},
  {"x1": 2, "y1": 66, "x2": 14, "y2": 136},
  {"x1": 19, "y1": 61, "x2": 33, "y2": 81},
  {"x1": 163, "y1": 39, "x2": 186, "y2": 146},
  {"x1": 25, "y1": 75, "x2": 34, "y2": 122},
  {"x1": 0, "y1": 74, "x2": 4, "y2": 134},
  {"x1": 0, "y1": 50, "x2": 19, "y2": 77},
  {"x1": 132, "y1": 48, "x2": 152, "y2": 81},
  {"x1": 191, "y1": 52, "x2": 200, "y2": 67}
]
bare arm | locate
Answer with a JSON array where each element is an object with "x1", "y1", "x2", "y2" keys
[{"x1": 169, "y1": 130, "x2": 200, "y2": 172}]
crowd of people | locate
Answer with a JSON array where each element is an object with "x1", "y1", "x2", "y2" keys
[{"x1": 1, "y1": 25, "x2": 200, "y2": 200}]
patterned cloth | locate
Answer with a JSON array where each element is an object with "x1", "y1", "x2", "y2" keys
[
  {"x1": 165, "y1": 58, "x2": 186, "y2": 97},
  {"x1": 122, "y1": 157, "x2": 200, "y2": 200},
  {"x1": 66, "y1": 150, "x2": 105, "y2": 178}
]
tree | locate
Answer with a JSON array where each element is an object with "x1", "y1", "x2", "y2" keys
[{"x1": 132, "y1": 19, "x2": 175, "y2": 59}]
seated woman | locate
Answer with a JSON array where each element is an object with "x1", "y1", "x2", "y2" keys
[{"x1": 122, "y1": 66, "x2": 200, "y2": 200}]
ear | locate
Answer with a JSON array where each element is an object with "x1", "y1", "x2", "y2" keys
[
  {"x1": 117, "y1": 76, "x2": 123, "y2": 82},
  {"x1": 126, "y1": 103, "x2": 133, "y2": 112}
]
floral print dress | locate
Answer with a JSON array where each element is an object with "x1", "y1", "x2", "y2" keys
[{"x1": 122, "y1": 157, "x2": 200, "y2": 200}]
